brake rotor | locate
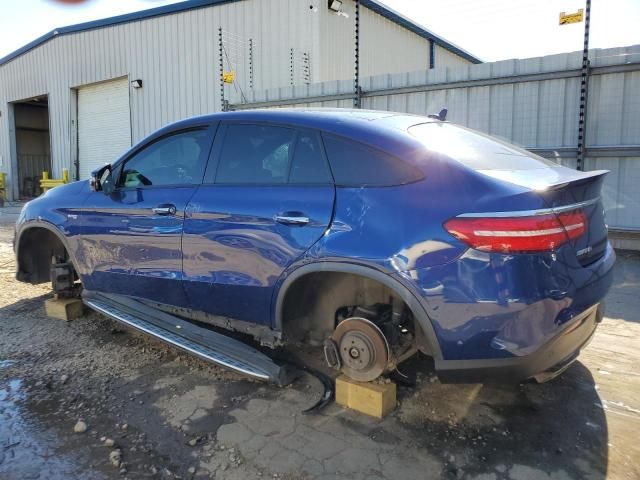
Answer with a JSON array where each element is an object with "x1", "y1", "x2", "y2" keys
[{"x1": 331, "y1": 317, "x2": 390, "y2": 382}]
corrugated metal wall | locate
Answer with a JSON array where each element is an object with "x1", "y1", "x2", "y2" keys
[
  {"x1": 434, "y1": 45, "x2": 472, "y2": 70},
  {"x1": 0, "y1": 0, "x2": 471, "y2": 199},
  {"x1": 319, "y1": 0, "x2": 434, "y2": 81},
  {"x1": 236, "y1": 45, "x2": 640, "y2": 232}
]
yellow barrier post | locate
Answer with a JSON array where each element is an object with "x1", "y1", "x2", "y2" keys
[
  {"x1": 40, "y1": 169, "x2": 70, "y2": 193},
  {"x1": 0, "y1": 172, "x2": 6, "y2": 206}
]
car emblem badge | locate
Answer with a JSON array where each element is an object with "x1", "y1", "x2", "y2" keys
[{"x1": 577, "y1": 246, "x2": 592, "y2": 256}]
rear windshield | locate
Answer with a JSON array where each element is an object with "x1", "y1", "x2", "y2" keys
[{"x1": 408, "y1": 123, "x2": 559, "y2": 170}]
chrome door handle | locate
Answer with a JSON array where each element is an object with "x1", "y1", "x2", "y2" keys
[
  {"x1": 152, "y1": 204, "x2": 177, "y2": 215},
  {"x1": 275, "y1": 215, "x2": 310, "y2": 226}
]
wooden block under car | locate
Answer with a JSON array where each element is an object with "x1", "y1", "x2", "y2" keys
[
  {"x1": 335, "y1": 375, "x2": 397, "y2": 418},
  {"x1": 45, "y1": 297, "x2": 84, "y2": 321}
]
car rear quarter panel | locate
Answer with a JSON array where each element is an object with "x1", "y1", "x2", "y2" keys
[
  {"x1": 300, "y1": 155, "x2": 614, "y2": 363},
  {"x1": 305, "y1": 154, "x2": 547, "y2": 271}
]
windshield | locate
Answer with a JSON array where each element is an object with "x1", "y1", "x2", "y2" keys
[{"x1": 408, "y1": 122, "x2": 559, "y2": 170}]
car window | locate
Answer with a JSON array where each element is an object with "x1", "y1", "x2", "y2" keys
[
  {"x1": 216, "y1": 124, "x2": 297, "y2": 184},
  {"x1": 322, "y1": 134, "x2": 424, "y2": 187},
  {"x1": 118, "y1": 129, "x2": 210, "y2": 187},
  {"x1": 289, "y1": 131, "x2": 332, "y2": 184},
  {"x1": 408, "y1": 122, "x2": 559, "y2": 170}
]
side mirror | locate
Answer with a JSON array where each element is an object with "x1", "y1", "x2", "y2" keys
[{"x1": 90, "y1": 164, "x2": 113, "y2": 194}]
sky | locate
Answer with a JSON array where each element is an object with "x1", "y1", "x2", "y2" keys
[{"x1": 0, "y1": 0, "x2": 639, "y2": 62}]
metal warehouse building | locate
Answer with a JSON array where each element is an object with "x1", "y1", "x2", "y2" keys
[{"x1": 0, "y1": 0, "x2": 478, "y2": 201}]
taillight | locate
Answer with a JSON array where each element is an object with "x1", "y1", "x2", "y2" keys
[{"x1": 444, "y1": 209, "x2": 587, "y2": 253}]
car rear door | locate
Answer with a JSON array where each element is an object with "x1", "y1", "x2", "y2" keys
[
  {"x1": 79, "y1": 124, "x2": 215, "y2": 306},
  {"x1": 182, "y1": 122, "x2": 335, "y2": 326}
]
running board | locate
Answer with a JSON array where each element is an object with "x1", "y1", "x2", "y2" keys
[{"x1": 83, "y1": 292, "x2": 292, "y2": 386}]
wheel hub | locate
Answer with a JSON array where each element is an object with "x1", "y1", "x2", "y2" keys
[{"x1": 331, "y1": 317, "x2": 389, "y2": 382}]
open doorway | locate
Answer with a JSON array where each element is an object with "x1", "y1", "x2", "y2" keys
[{"x1": 13, "y1": 96, "x2": 51, "y2": 199}]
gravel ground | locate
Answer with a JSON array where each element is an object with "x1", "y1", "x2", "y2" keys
[{"x1": 0, "y1": 209, "x2": 639, "y2": 480}]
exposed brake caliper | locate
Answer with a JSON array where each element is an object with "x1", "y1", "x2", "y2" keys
[
  {"x1": 324, "y1": 302, "x2": 418, "y2": 382},
  {"x1": 50, "y1": 257, "x2": 80, "y2": 298}
]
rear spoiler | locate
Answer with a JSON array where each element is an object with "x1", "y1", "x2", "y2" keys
[
  {"x1": 543, "y1": 170, "x2": 609, "y2": 191},
  {"x1": 476, "y1": 168, "x2": 609, "y2": 191}
]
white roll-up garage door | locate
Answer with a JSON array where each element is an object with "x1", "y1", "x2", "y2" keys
[{"x1": 78, "y1": 77, "x2": 131, "y2": 180}]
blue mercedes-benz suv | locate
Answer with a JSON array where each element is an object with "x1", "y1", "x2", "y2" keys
[{"x1": 14, "y1": 109, "x2": 614, "y2": 384}]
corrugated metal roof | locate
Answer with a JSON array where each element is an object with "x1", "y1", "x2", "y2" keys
[{"x1": 0, "y1": 0, "x2": 481, "y2": 67}]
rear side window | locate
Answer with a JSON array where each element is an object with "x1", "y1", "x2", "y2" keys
[
  {"x1": 289, "y1": 132, "x2": 332, "y2": 184},
  {"x1": 322, "y1": 134, "x2": 424, "y2": 187},
  {"x1": 408, "y1": 123, "x2": 559, "y2": 170},
  {"x1": 216, "y1": 124, "x2": 296, "y2": 184}
]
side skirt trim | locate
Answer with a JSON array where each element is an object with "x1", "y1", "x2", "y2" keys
[{"x1": 84, "y1": 291, "x2": 291, "y2": 385}]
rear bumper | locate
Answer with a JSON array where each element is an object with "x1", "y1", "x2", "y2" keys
[
  {"x1": 396, "y1": 239, "x2": 614, "y2": 358},
  {"x1": 434, "y1": 302, "x2": 602, "y2": 383}
]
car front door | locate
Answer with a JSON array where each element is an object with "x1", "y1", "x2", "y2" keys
[
  {"x1": 182, "y1": 122, "x2": 335, "y2": 326},
  {"x1": 78, "y1": 124, "x2": 215, "y2": 306}
]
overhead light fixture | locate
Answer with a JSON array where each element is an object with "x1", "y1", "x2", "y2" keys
[
  {"x1": 131, "y1": 79, "x2": 143, "y2": 89},
  {"x1": 328, "y1": 0, "x2": 342, "y2": 12}
]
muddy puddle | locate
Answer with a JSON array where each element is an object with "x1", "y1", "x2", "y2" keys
[{"x1": 0, "y1": 360, "x2": 107, "y2": 480}]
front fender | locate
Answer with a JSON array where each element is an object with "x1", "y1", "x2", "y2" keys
[
  {"x1": 14, "y1": 219, "x2": 83, "y2": 283},
  {"x1": 14, "y1": 180, "x2": 90, "y2": 275}
]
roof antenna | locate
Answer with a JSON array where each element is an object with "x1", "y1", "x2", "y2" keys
[{"x1": 428, "y1": 108, "x2": 447, "y2": 121}]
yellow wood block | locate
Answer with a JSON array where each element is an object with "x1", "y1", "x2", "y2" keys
[
  {"x1": 335, "y1": 375, "x2": 396, "y2": 418},
  {"x1": 45, "y1": 297, "x2": 84, "y2": 321}
]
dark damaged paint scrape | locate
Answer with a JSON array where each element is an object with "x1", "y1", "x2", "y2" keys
[{"x1": 15, "y1": 109, "x2": 614, "y2": 375}]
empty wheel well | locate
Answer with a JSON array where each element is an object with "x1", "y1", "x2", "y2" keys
[
  {"x1": 17, "y1": 227, "x2": 70, "y2": 284},
  {"x1": 280, "y1": 271, "x2": 429, "y2": 352}
]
